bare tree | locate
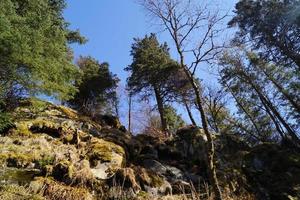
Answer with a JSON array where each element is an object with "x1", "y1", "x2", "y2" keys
[{"x1": 138, "y1": 0, "x2": 227, "y2": 199}]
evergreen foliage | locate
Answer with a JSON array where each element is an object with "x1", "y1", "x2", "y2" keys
[
  {"x1": 126, "y1": 33, "x2": 180, "y2": 132},
  {"x1": 164, "y1": 105, "x2": 186, "y2": 134},
  {"x1": 68, "y1": 56, "x2": 119, "y2": 115},
  {"x1": 0, "y1": 0, "x2": 85, "y2": 101}
]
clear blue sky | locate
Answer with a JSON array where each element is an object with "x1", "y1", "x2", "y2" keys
[
  {"x1": 64, "y1": 0, "x2": 238, "y2": 130},
  {"x1": 64, "y1": 0, "x2": 237, "y2": 85},
  {"x1": 65, "y1": 0, "x2": 151, "y2": 85}
]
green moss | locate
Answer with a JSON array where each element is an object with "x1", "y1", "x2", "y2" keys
[
  {"x1": 5, "y1": 152, "x2": 36, "y2": 167},
  {"x1": 0, "y1": 184, "x2": 45, "y2": 200},
  {"x1": 148, "y1": 173, "x2": 164, "y2": 187},
  {"x1": 30, "y1": 98, "x2": 50, "y2": 111},
  {"x1": 89, "y1": 143, "x2": 113, "y2": 162},
  {"x1": 0, "y1": 153, "x2": 9, "y2": 161},
  {"x1": 58, "y1": 106, "x2": 78, "y2": 119},
  {"x1": 0, "y1": 168, "x2": 41, "y2": 186},
  {"x1": 62, "y1": 134, "x2": 74, "y2": 143},
  {"x1": 15, "y1": 122, "x2": 32, "y2": 136},
  {"x1": 31, "y1": 119, "x2": 58, "y2": 130},
  {"x1": 0, "y1": 137, "x2": 56, "y2": 169},
  {"x1": 36, "y1": 155, "x2": 54, "y2": 168},
  {"x1": 88, "y1": 139, "x2": 125, "y2": 163},
  {"x1": 137, "y1": 191, "x2": 149, "y2": 198}
]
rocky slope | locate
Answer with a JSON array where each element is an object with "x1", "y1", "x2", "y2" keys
[{"x1": 0, "y1": 99, "x2": 299, "y2": 200}]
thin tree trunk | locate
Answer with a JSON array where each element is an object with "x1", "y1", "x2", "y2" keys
[
  {"x1": 226, "y1": 117, "x2": 261, "y2": 141},
  {"x1": 223, "y1": 82, "x2": 263, "y2": 138},
  {"x1": 182, "y1": 64, "x2": 222, "y2": 200},
  {"x1": 259, "y1": 67, "x2": 300, "y2": 114},
  {"x1": 242, "y1": 72, "x2": 300, "y2": 143},
  {"x1": 209, "y1": 107, "x2": 221, "y2": 134},
  {"x1": 128, "y1": 94, "x2": 132, "y2": 133},
  {"x1": 168, "y1": 13, "x2": 222, "y2": 199},
  {"x1": 183, "y1": 99, "x2": 197, "y2": 126},
  {"x1": 153, "y1": 87, "x2": 168, "y2": 134},
  {"x1": 257, "y1": 94, "x2": 286, "y2": 139},
  {"x1": 256, "y1": 88, "x2": 299, "y2": 142}
]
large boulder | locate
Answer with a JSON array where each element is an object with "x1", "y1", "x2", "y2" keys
[
  {"x1": 87, "y1": 138, "x2": 125, "y2": 179},
  {"x1": 174, "y1": 126, "x2": 208, "y2": 165},
  {"x1": 243, "y1": 143, "x2": 300, "y2": 200}
]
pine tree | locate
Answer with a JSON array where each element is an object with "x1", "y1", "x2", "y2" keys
[
  {"x1": 0, "y1": 0, "x2": 85, "y2": 101},
  {"x1": 68, "y1": 56, "x2": 119, "y2": 116}
]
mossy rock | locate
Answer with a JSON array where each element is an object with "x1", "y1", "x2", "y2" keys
[
  {"x1": 52, "y1": 160, "x2": 74, "y2": 183},
  {"x1": 6, "y1": 153, "x2": 34, "y2": 168},
  {"x1": 14, "y1": 121, "x2": 32, "y2": 136},
  {"x1": 134, "y1": 166, "x2": 165, "y2": 188},
  {"x1": 243, "y1": 143, "x2": 300, "y2": 200},
  {"x1": 87, "y1": 138, "x2": 125, "y2": 163},
  {"x1": 58, "y1": 106, "x2": 79, "y2": 119},
  {"x1": 30, "y1": 177, "x2": 93, "y2": 200},
  {"x1": 96, "y1": 114, "x2": 122, "y2": 129},
  {"x1": 0, "y1": 135, "x2": 57, "y2": 168},
  {"x1": 0, "y1": 184, "x2": 45, "y2": 200},
  {"x1": 87, "y1": 138, "x2": 125, "y2": 179},
  {"x1": 173, "y1": 126, "x2": 208, "y2": 165},
  {"x1": 176, "y1": 126, "x2": 207, "y2": 141},
  {"x1": 0, "y1": 168, "x2": 41, "y2": 186}
]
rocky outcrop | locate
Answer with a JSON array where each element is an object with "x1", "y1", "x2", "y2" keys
[
  {"x1": 243, "y1": 143, "x2": 300, "y2": 200},
  {"x1": 0, "y1": 98, "x2": 299, "y2": 200}
]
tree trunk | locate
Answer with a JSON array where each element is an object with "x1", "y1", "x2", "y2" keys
[
  {"x1": 154, "y1": 87, "x2": 168, "y2": 133},
  {"x1": 183, "y1": 99, "x2": 197, "y2": 126},
  {"x1": 256, "y1": 88, "x2": 299, "y2": 142},
  {"x1": 172, "y1": 21, "x2": 222, "y2": 199},
  {"x1": 223, "y1": 82, "x2": 264, "y2": 139},
  {"x1": 257, "y1": 94, "x2": 286, "y2": 139},
  {"x1": 128, "y1": 94, "x2": 132, "y2": 133},
  {"x1": 260, "y1": 67, "x2": 300, "y2": 114},
  {"x1": 242, "y1": 72, "x2": 300, "y2": 143},
  {"x1": 182, "y1": 66, "x2": 222, "y2": 200}
]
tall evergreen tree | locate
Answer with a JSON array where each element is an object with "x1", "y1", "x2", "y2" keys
[
  {"x1": 68, "y1": 56, "x2": 119, "y2": 116},
  {"x1": 219, "y1": 48, "x2": 300, "y2": 144},
  {"x1": 227, "y1": 0, "x2": 300, "y2": 144},
  {"x1": 125, "y1": 34, "x2": 179, "y2": 133},
  {"x1": 0, "y1": 0, "x2": 85, "y2": 102},
  {"x1": 229, "y1": 0, "x2": 300, "y2": 71}
]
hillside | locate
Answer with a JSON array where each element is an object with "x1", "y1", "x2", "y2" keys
[{"x1": 0, "y1": 99, "x2": 299, "y2": 200}]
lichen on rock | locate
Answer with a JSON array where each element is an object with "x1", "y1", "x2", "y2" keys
[{"x1": 0, "y1": 98, "x2": 299, "y2": 200}]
